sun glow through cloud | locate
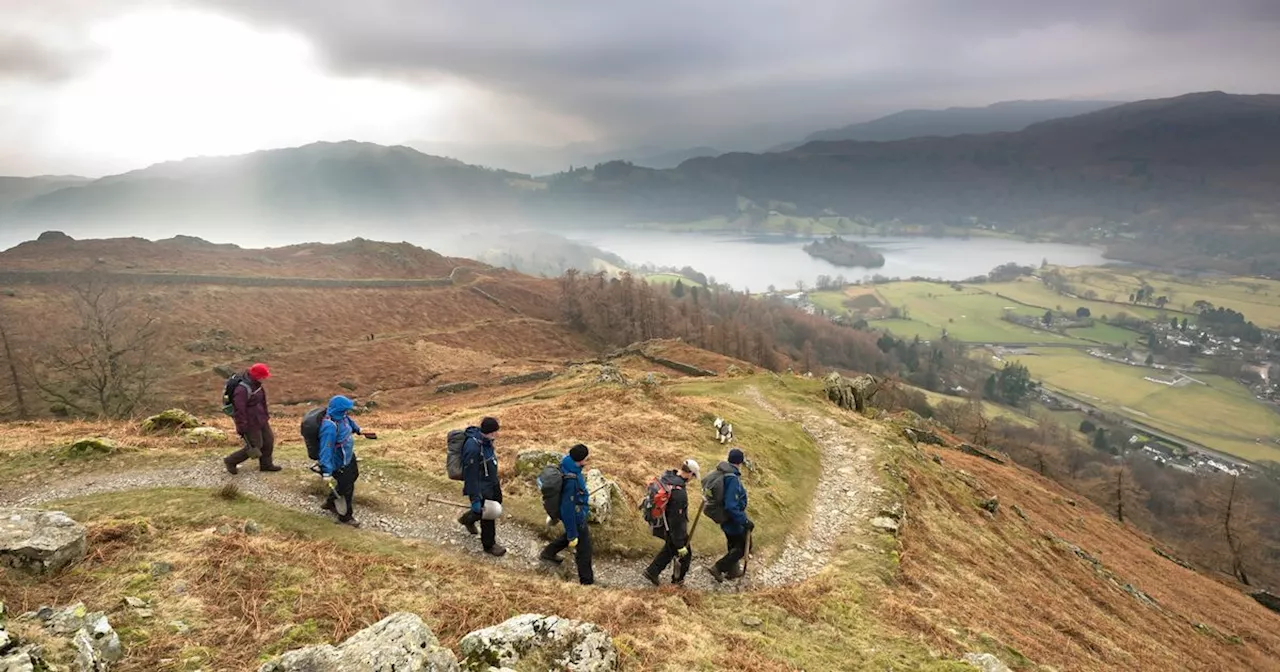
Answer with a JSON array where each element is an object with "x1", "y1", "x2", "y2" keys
[{"x1": 46, "y1": 9, "x2": 458, "y2": 172}]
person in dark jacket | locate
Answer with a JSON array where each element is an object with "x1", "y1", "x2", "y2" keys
[
  {"x1": 223, "y1": 363, "x2": 280, "y2": 474},
  {"x1": 459, "y1": 416, "x2": 506, "y2": 556},
  {"x1": 318, "y1": 395, "x2": 362, "y2": 526},
  {"x1": 539, "y1": 443, "x2": 594, "y2": 585},
  {"x1": 709, "y1": 448, "x2": 753, "y2": 582},
  {"x1": 642, "y1": 458, "x2": 700, "y2": 586}
]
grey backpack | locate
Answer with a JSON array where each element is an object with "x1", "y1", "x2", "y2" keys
[
  {"x1": 701, "y1": 470, "x2": 728, "y2": 524},
  {"x1": 446, "y1": 429, "x2": 467, "y2": 481}
]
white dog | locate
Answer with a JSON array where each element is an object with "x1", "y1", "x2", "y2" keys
[{"x1": 713, "y1": 417, "x2": 734, "y2": 444}]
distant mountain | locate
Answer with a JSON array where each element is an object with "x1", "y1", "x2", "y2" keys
[
  {"x1": 0, "y1": 175, "x2": 90, "y2": 211},
  {"x1": 406, "y1": 140, "x2": 718, "y2": 174},
  {"x1": 628, "y1": 146, "x2": 721, "y2": 169},
  {"x1": 770, "y1": 99, "x2": 1124, "y2": 151},
  {"x1": 9, "y1": 141, "x2": 525, "y2": 230}
]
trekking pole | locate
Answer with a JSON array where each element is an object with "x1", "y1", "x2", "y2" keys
[
  {"x1": 741, "y1": 530, "x2": 753, "y2": 579},
  {"x1": 425, "y1": 496, "x2": 468, "y2": 509},
  {"x1": 687, "y1": 502, "x2": 705, "y2": 539}
]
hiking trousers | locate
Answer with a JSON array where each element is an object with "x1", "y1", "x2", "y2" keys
[
  {"x1": 714, "y1": 531, "x2": 748, "y2": 576},
  {"x1": 543, "y1": 526, "x2": 594, "y2": 585},
  {"x1": 460, "y1": 492, "x2": 503, "y2": 550},
  {"x1": 324, "y1": 458, "x2": 359, "y2": 522},
  {"x1": 226, "y1": 425, "x2": 276, "y2": 469},
  {"x1": 646, "y1": 535, "x2": 692, "y2": 583}
]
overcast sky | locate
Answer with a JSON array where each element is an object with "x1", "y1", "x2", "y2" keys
[{"x1": 1, "y1": 0, "x2": 1278, "y2": 176}]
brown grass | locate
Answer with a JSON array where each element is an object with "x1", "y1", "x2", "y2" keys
[{"x1": 883, "y1": 444, "x2": 1280, "y2": 671}]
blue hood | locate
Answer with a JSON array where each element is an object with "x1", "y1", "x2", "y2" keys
[
  {"x1": 327, "y1": 395, "x2": 355, "y2": 418},
  {"x1": 560, "y1": 453, "x2": 584, "y2": 478}
]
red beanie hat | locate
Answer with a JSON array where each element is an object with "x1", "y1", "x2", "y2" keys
[{"x1": 248, "y1": 363, "x2": 270, "y2": 380}]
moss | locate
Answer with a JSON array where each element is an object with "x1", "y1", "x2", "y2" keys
[
  {"x1": 140, "y1": 409, "x2": 201, "y2": 434},
  {"x1": 63, "y1": 437, "x2": 119, "y2": 458}
]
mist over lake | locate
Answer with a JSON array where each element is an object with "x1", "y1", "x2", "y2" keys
[{"x1": 560, "y1": 229, "x2": 1111, "y2": 290}]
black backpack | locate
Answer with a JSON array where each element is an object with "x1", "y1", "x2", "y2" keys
[
  {"x1": 221, "y1": 372, "x2": 249, "y2": 416},
  {"x1": 701, "y1": 470, "x2": 729, "y2": 525},
  {"x1": 300, "y1": 407, "x2": 327, "y2": 461},
  {"x1": 536, "y1": 464, "x2": 569, "y2": 524}
]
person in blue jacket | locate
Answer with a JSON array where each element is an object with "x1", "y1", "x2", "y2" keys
[
  {"x1": 459, "y1": 416, "x2": 506, "y2": 556},
  {"x1": 709, "y1": 448, "x2": 753, "y2": 582},
  {"x1": 318, "y1": 395, "x2": 362, "y2": 527},
  {"x1": 538, "y1": 443, "x2": 594, "y2": 585}
]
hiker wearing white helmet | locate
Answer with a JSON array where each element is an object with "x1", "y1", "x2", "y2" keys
[{"x1": 641, "y1": 458, "x2": 701, "y2": 586}]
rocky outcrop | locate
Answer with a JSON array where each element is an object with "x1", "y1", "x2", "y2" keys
[
  {"x1": 584, "y1": 470, "x2": 621, "y2": 524},
  {"x1": 515, "y1": 450, "x2": 561, "y2": 477},
  {"x1": 499, "y1": 371, "x2": 555, "y2": 386},
  {"x1": 1252, "y1": 590, "x2": 1280, "y2": 615},
  {"x1": 183, "y1": 427, "x2": 229, "y2": 445},
  {"x1": 458, "y1": 614, "x2": 617, "y2": 672},
  {"x1": 258, "y1": 612, "x2": 458, "y2": 672},
  {"x1": 21, "y1": 602, "x2": 124, "y2": 671},
  {"x1": 139, "y1": 409, "x2": 201, "y2": 434},
  {"x1": 824, "y1": 372, "x2": 878, "y2": 413},
  {"x1": 436, "y1": 382, "x2": 480, "y2": 394},
  {"x1": 0, "y1": 509, "x2": 87, "y2": 574},
  {"x1": 962, "y1": 652, "x2": 1012, "y2": 672}
]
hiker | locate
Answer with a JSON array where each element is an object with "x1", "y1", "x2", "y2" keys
[
  {"x1": 539, "y1": 443, "x2": 594, "y2": 585},
  {"x1": 223, "y1": 363, "x2": 280, "y2": 474},
  {"x1": 642, "y1": 458, "x2": 700, "y2": 586},
  {"x1": 318, "y1": 395, "x2": 363, "y2": 526},
  {"x1": 459, "y1": 416, "x2": 506, "y2": 556},
  {"x1": 706, "y1": 448, "x2": 753, "y2": 582}
]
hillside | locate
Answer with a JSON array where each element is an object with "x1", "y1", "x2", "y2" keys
[
  {"x1": 0, "y1": 175, "x2": 90, "y2": 210},
  {"x1": 771, "y1": 98, "x2": 1122, "y2": 150}
]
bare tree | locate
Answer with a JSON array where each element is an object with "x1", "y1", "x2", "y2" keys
[
  {"x1": 0, "y1": 309, "x2": 29, "y2": 418},
  {"x1": 1216, "y1": 474, "x2": 1256, "y2": 586},
  {"x1": 32, "y1": 276, "x2": 163, "y2": 418}
]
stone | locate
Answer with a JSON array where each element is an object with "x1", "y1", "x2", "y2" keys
[
  {"x1": 1252, "y1": 590, "x2": 1280, "y2": 615},
  {"x1": 63, "y1": 438, "x2": 118, "y2": 458},
  {"x1": 514, "y1": 450, "x2": 561, "y2": 477},
  {"x1": 46, "y1": 603, "x2": 89, "y2": 635},
  {"x1": 0, "y1": 649, "x2": 35, "y2": 672},
  {"x1": 1012, "y1": 505, "x2": 1027, "y2": 520},
  {"x1": 824, "y1": 372, "x2": 879, "y2": 413},
  {"x1": 183, "y1": 427, "x2": 229, "y2": 445},
  {"x1": 121, "y1": 597, "x2": 146, "y2": 609},
  {"x1": 139, "y1": 409, "x2": 201, "y2": 434},
  {"x1": 243, "y1": 520, "x2": 262, "y2": 535},
  {"x1": 981, "y1": 496, "x2": 1000, "y2": 515},
  {"x1": 0, "y1": 623, "x2": 10, "y2": 651},
  {"x1": 739, "y1": 615, "x2": 763, "y2": 629},
  {"x1": 71, "y1": 613, "x2": 122, "y2": 670},
  {"x1": 870, "y1": 517, "x2": 900, "y2": 534},
  {"x1": 962, "y1": 652, "x2": 1013, "y2": 672},
  {"x1": 258, "y1": 612, "x2": 458, "y2": 672},
  {"x1": 584, "y1": 470, "x2": 620, "y2": 524},
  {"x1": 150, "y1": 561, "x2": 174, "y2": 577},
  {"x1": 459, "y1": 614, "x2": 617, "y2": 672},
  {"x1": 0, "y1": 510, "x2": 87, "y2": 575},
  {"x1": 134, "y1": 609, "x2": 153, "y2": 620}
]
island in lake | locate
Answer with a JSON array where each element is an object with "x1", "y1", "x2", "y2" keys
[{"x1": 802, "y1": 235, "x2": 886, "y2": 268}]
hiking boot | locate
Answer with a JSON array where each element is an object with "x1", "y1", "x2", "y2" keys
[
  {"x1": 457, "y1": 513, "x2": 478, "y2": 536},
  {"x1": 538, "y1": 550, "x2": 563, "y2": 565},
  {"x1": 259, "y1": 464, "x2": 282, "y2": 472},
  {"x1": 707, "y1": 566, "x2": 725, "y2": 583},
  {"x1": 484, "y1": 544, "x2": 507, "y2": 557},
  {"x1": 320, "y1": 499, "x2": 337, "y2": 513},
  {"x1": 223, "y1": 457, "x2": 238, "y2": 475},
  {"x1": 642, "y1": 569, "x2": 660, "y2": 587},
  {"x1": 337, "y1": 517, "x2": 361, "y2": 528}
]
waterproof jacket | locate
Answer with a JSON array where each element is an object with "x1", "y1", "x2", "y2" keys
[
  {"x1": 318, "y1": 396, "x2": 361, "y2": 476},
  {"x1": 231, "y1": 375, "x2": 269, "y2": 435},
  {"x1": 716, "y1": 461, "x2": 750, "y2": 536},
  {"x1": 461, "y1": 426, "x2": 501, "y2": 505},
  {"x1": 558, "y1": 454, "x2": 591, "y2": 542},
  {"x1": 658, "y1": 470, "x2": 690, "y2": 549}
]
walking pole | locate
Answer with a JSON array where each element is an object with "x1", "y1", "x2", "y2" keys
[
  {"x1": 674, "y1": 502, "x2": 704, "y2": 583},
  {"x1": 426, "y1": 496, "x2": 468, "y2": 509},
  {"x1": 741, "y1": 530, "x2": 753, "y2": 579}
]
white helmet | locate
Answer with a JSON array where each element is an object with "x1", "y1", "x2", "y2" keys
[{"x1": 682, "y1": 458, "x2": 701, "y2": 480}]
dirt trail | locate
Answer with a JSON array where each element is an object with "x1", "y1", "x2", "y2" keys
[{"x1": 2, "y1": 387, "x2": 882, "y2": 592}]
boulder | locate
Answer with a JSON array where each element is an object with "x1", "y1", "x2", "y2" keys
[
  {"x1": 1252, "y1": 590, "x2": 1280, "y2": 615},
  {"x1": 183, "y1": 427, "x2": 229, "y2": 445},
  {"x1": 514, "y1": 450, "x2": 561, "y2": 477},
  {"x1": 258, "y1": 612, "x2": 458, "y2": 672},
  {"x1": 63, "y1": 438, "x2": 118, "y2": 458},
  {"x1": 584, "y1": 470, "x2": 620, "y2": 524},
  {"x1": 0, "y1": 648, "x2": 36, "y2": 672},
  {"x1": 962, "y1": 652, "x2": 1012, "y2": 672},
  {"x1": 139, "y1": 409, "x2": 201, "y2": 434},
  {"x1": 71, "y1": 612, "x2": 122, "y2": 671},
  {"x1": 824, "y1": 372, "x2": 879, "y2": 412},
  {"x1": 458, "y1": 614, "x2": 617, "y2": 672},
  {"x1": 0, "y1": 509, "x2": 87, "y2": 574},
  {"x1": 870, "y1": 517, "x2": 900, "y2": 535}
]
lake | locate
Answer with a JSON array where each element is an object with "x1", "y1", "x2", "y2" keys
[{"x1": 559, "y1": 229, "x2": 1111, "y2": 291}]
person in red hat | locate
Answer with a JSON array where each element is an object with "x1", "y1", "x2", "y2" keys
[{"x1": 223, "y1": 362, "x2": 281, "y2": 474}]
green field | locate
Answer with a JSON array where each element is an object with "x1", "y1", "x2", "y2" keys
[
  {"x1": 1003, "y1": 348, "x2": 1280, "y2": 463},
  {"x1": 871, "y1": 282, "x2": 1087, "y2": 345},
  {"x1": 981, "y1": 278, "x2": 1167, "y2": 321},
  {"x1": 644, "y1": 272, "x2": 704, "y2": 287},
  {"x1": 1058, "y1": 266, "x2": 1280, "y2": 329}
]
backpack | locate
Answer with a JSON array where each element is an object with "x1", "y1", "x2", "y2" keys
[
  {"x1": 536, "y1": 464, "x2": 568, "y2": 524},
  {"x1": 300, "y1": 407, "x2": 327, "y2": 461},
  {"x1": 640, "y1": 476, "x2": 682, "y2": 535},
  {"x1": 701, "y1": 470, "x2": 728, "y2": 525},
  {"x1": 445, "y1": 429, "x2": 467, "y2": 481},
  {"x1": 221, "y1": 372, "x2": 249, "y2": 416}
]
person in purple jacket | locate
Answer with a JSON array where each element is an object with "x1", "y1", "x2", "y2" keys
[{"x1": 223, "y1": 363, "x2": 280, "y2": 474}]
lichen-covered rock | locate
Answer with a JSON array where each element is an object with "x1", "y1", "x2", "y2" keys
[
  {"x1": 63, "y1": 438, "x2": 118, "y2": 458},
  {"x1": 183, "y1": 427, "x2": 229, "y2": 445},
  {"x1": 459, "y1": 614, "x2": 617, "y2": 672},
  {"x1": 0, "y1": 509, "x2": 87, "y2": 574},
  {"x1": 71, "y1": 612, "x2": 122, "y2": 671},
  {"x1": 0, "y1": 648, "x2": 37, "y2": 672},
  {"x1": 140, "y1": 409, "x2": 201, "y2": 434},
  {"x1": 514, "y1": 450, "x2": 561, "y2": 477},
  {"x1": 584, "y1": 470, "x2": 620, "y2": 524},
  {"x1": 258, "y1": 612, "x2": 458, "y2": 672},
  {"x1": 962, "y1": 652, "x2": 1013, "y2": 672},
  {"x1": 823, "y1": 372, "x2": 879, "y2": 412}
]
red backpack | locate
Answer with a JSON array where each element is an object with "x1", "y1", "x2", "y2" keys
[{"x1": 640, "y1": 476, "x2": 682, "y2": 534}]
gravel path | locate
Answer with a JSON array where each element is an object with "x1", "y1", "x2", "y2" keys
[{"x1": 2, "y1": 387, "x2": 881, "y2": 592}]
